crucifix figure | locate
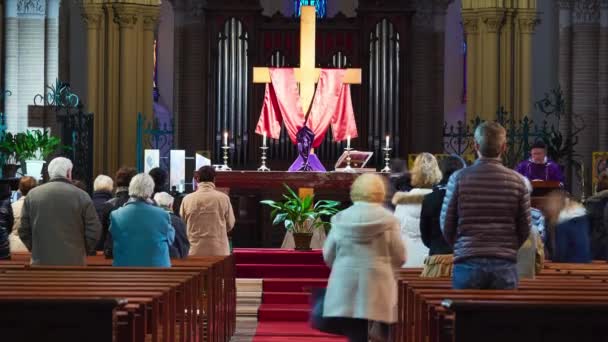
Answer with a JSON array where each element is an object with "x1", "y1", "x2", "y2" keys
[{"x1": 253, "y1": 5, "x2": 362, "y2": 172}]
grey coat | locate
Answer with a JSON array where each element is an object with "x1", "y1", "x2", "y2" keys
[
  {"x1": 323, "y1": 202, "x2": 406, "y2": 323},
  {"x1": 19, "y1": 178, "x2": 101, "y2": 265}
]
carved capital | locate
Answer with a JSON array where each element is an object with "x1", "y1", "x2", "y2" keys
[
  {"x1": 142, "y1": 8, "x2": 160, "y2": 31},
  {"x1": 573, "y1": 0, "x2": 600, "y2": 24},
  {"x1": 81, "y1": 5, "x2": 103, "y2": 30},
  {"x1": 17, "y1": 0, "x2": 45, "y2": 16},
  {"x1": 482, "y1": 14, "x2": 504, "y2": 33},
  {"x1": 462, "y1": 16, "x2": 479, "y2": 35},
  {"x1": 113, "y1": 4, "x2": 139, "y2": 29},
  {"x1": 518, "y1": 16, "x2": 539, "y2": 34}
]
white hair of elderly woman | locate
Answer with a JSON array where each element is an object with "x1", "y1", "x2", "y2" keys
[
  {"x1": 47, "y1": 157, "x2": 73, "y2": 180},
  {"x1": 154, "y1": 192, "x2": 174, "y2": 210},
  {"x1": 129, "y1": 173, "x2": 156, "y2": 199},
  {"x1": 94, "y1": 175, "x2": 114, "y2": 192}
]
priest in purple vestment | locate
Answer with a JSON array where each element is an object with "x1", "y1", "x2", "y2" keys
[{"x1": 515, "y1": 141, "x2": 564, "y2": 185}]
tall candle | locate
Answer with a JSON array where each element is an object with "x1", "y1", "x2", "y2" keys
[
  {"x1": 346, "y1": 135, "x2": 351, "y2": 149},
  {"x1": 263, "y1": 131, "x2": 267, "y2": 147},
  {"x1": 386, "y1": 135, "x2": 390, "y2": 148},
  {"x1": 223, "y1": 132, "x2": 228, "y2": 146}
]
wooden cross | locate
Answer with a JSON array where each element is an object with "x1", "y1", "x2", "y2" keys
[{"x1": 253, "y1": 6, "x2": 361, "y2": 114}]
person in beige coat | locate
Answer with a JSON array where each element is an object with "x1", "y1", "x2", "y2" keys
[
  {"x1": 180, "y1": 166, "x2": 235, "y2": 256},
  {"x1": 323, "y1": 173, "x2": 406, "y2": 342},
  {"x1": 9, "y1": 176, "x2": 37, "y2": 252}
]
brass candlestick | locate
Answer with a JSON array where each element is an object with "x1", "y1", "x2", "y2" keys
[
  {"x1": 221, "y1": 145, "x2": 232, "y2": 171},
  {"x1": 257, "y1": 146, "x2": 271, "y2": 172},
  {"x1": 381, "y1": 147, "x2": 392, "y2": 173}
]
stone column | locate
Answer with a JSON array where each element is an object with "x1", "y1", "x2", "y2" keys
[
  {"x1": 81, "y1": 4, "x2": 104, "y2": 174},
  {"x1": 572, "y1": 0, "x2": 599, "y2": 196},
  {"x1": 500, "y1": 10, "x2": 515, "y2": 114},
  {"x1": 517, "y1": 10, "x2": 538, "y2": 118},
  {"x1": 411, "y1": 0, "x2": 434, "y2": 152},
  {"x1": 430, "y1": 0, "x2": 452, "y2": 152},
  {"x1": 599, "y1": 0, "x2": 608, "y2": 150},
  {"x1": 558, "y1": 0, "x2": 573, "y2": 140},
  {"x1": 142, "y1": 8, "x2": 160, "y2": 123},
  {"x1": 113, "y1": 3, "x2": 139, "y2": 170},
  {"x1": 462, "y1": 12, "x2": 479, "y2": 119},
  {"x1": 479, "y1": 9, "x2": 504, "y2": 119}
]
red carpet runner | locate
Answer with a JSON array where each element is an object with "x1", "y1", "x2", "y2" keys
[{"x1": 234, "y1": 248, "x2": 346, "y2": 341}]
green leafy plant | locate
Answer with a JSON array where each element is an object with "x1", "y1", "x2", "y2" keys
[
  {"x1": 14, "y1": 130, "x2": 63, "y2": 161},
  {"x1": 0, "y1": 132, "x2": 19, "y2": 164},
  {"x1": 261, "y1": 184, "x2": 341, "y2": 234}
]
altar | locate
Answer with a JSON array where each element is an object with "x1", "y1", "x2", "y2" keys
[{"x1": 215, "y1": 171, "x2": 372, "y2": 248}]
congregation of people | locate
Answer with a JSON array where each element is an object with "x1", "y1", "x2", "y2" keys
[
  {"x1": 0, "y1": 157, "x2": 234, "y2": 268},
  {"x1": 0, "y1": 122, "x2": 602, "y2": 341}
]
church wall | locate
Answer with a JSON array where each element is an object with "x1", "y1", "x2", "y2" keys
[
  {"x1": 531, "y1": 0, "x2": 559, "y2": 123},
  {"x1": 67, "y1": 0, "x2": 87, "y2": 108},
  {"x1": 443, "y1": 0, "x2": 465, "y2": 127},
  {"x1": 4, "y1": 0, "x2": 60, "y2": 132},
  {"x1": 157, "y1": 0, "x2": 174, "y2": 113}
]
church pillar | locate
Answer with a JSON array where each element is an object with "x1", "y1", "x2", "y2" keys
[
  {"x1": 572, "y1": 1, "x2": 600, "y2": 195},
  {"x1": 558, "y1": 0, "x2": 573, "y2": 142},
  {"x1": 479, "y1": 9, "x2": 504, "y2": 119},
  {"x1": 81, "y1": 3, "x2": 104, "y2": 175},
  {"x1": 113, "y1": 4, "x2": 139, "y2": 169},
  {"x1": 82, "y1": 0, "x2": 160, "y2": 175},
  {"x1": 461, "y1": 1, "x2": 538, "y2": 121},
  {"x1": 430, "y1": 0, "x2": 452, "y2": 152},
  {"x1": 517, "y1": 10, "x2": 538, "y2": 118},
  {"x1": 142, "y1": 8, "x2": 160, "y2": 127},
  {"x1": 599, "y1": 0, "x2": 608, "y2": 150},
  {"x1": 462, "y1": 12, "x2": 479, "y2": 118}
]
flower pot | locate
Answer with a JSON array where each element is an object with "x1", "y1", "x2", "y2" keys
[
  {"x1": 2, "y1": 164, "x2": 19, "y2": 179},
  {"x1": 25, "y1": 160, "x2": 46, "y2": 180},
  {"x1": 293, "y1": 232, "x2": 313, "y2": 251}
]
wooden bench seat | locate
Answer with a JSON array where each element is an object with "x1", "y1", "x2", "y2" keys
[{"x1": 0, "y1": 253, "x2": 235, "y2": 342}]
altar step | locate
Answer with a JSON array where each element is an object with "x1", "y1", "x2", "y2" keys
[
  {"x1": 236, "y1": 278, "x2": 262, "y2": 320},
  {"x1": 235, "y1": 248, "x2": 325, "y2": 265},
  {"x1": 237, "y1": 264, "x2": 330, "y2": 278}
]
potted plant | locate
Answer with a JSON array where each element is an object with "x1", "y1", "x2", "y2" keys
[
  {"x1": 14, "y1": 130, "x2": 62, "y2": 180},
  {"x1": 0, "y1": 132, "x2": 20, "y2": 178},
  {"x1": 261, "y1": 185, "x2": 341, "y2": 251}
]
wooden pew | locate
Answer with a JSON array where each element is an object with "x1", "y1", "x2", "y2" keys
[
  {"x1": 0, "y1": 298, "x2": 126, "y2": 342},
  {"x1": 394, "y1": 263, "x2": 608, "y2": 342},
  {"x1": 0, "y1": 253, "x2": 236, "y2": 342}
]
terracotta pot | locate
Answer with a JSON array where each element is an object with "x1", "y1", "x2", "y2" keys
[
  {"x1": 293, "y1": 232, "x2": 313, "y2": 251},
  {"x1": 2, "y1": 164, "x2": 19, "y2": 179}
]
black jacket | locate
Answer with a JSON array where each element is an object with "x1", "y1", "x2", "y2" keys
[
  {"x1": 420, "y1": 184, "x2": 453, "y2": 256},
  {"x1": 103, "y1": 190, "x2": 130, "y2": 258},
  {"x1": 584, "y1": 190, "x2": 608, "y2": 260},
  {"x1": 92, "y1": 191, "x2": 113, "y2": 252},
  {"x1": 168, "y1": 212, "x2": 190, "y2": 258}
]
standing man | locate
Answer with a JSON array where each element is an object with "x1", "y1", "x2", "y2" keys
[
  {"x1": 180, "y1": 166, "x2": 235, "y2": 256},
  {"x1": 441, "y1": 122, "x2": 531, "y2": 289},
  {"x1": 20, "y1": 157, "x2": 101, "y2": 265},
  {"x1": 515, "y1": 141, "x2": 564, "y2": 185}
]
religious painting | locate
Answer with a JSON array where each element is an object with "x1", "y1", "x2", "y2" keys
[
  {"x1": 408, "y1": 153, "x2": 476, "y2": 170},
  {"x1": 170, "y1": 150, "x2": 186, "y2": 193},
  {"x1": 592, "y1": 152, "x2": 608, "y2": 193},
  {"x1": 144, "y1": 149, "x2": 160, "y2": 174}
]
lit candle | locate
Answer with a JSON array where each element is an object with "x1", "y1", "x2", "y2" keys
[
  {"x1": 263, "y1": 131, "x2": 267, "y2": 147},
  {"x1": 386, "y1": 135, "x2": 390, "y2": 148},
  {"x1": 346, "y1": 135, "x2": 351, "y2": 149},
  {"x1": 223, "y1": 132, "x2": 228, "y2": 146}
]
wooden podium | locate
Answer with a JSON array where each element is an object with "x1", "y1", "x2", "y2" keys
[{"x1": 531, "y1": 180, "x2": 562, "y2": 210}]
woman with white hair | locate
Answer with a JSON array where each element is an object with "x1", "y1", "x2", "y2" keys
[
  {"x1": 92, "y1": 175, "x2": 113, "y2": 251},
  {"x1": 154, "y1": 192, "x2": 190, "y2": 259},
  {"x1": 321, "y1": 173, "x2": 406, "y2": 342},
  {"x1": 109, "y1": 173, "x2": 175, "y2": 267},
  {"x1": 392, "y1": 152, "x2": 442, "y2": 267}
]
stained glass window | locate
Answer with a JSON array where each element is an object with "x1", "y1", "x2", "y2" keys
[{"x1": 295, "y1": 0, "x2": 326, "y2": 18}]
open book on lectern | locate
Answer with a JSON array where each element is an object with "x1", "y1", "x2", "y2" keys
[{"x1": 334, "y1": 151, "x2": 374, "y2": 171}]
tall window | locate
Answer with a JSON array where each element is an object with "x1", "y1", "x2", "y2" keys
[{"x1": 295, "y1": 0, "x2": 326, "y2": 18}]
